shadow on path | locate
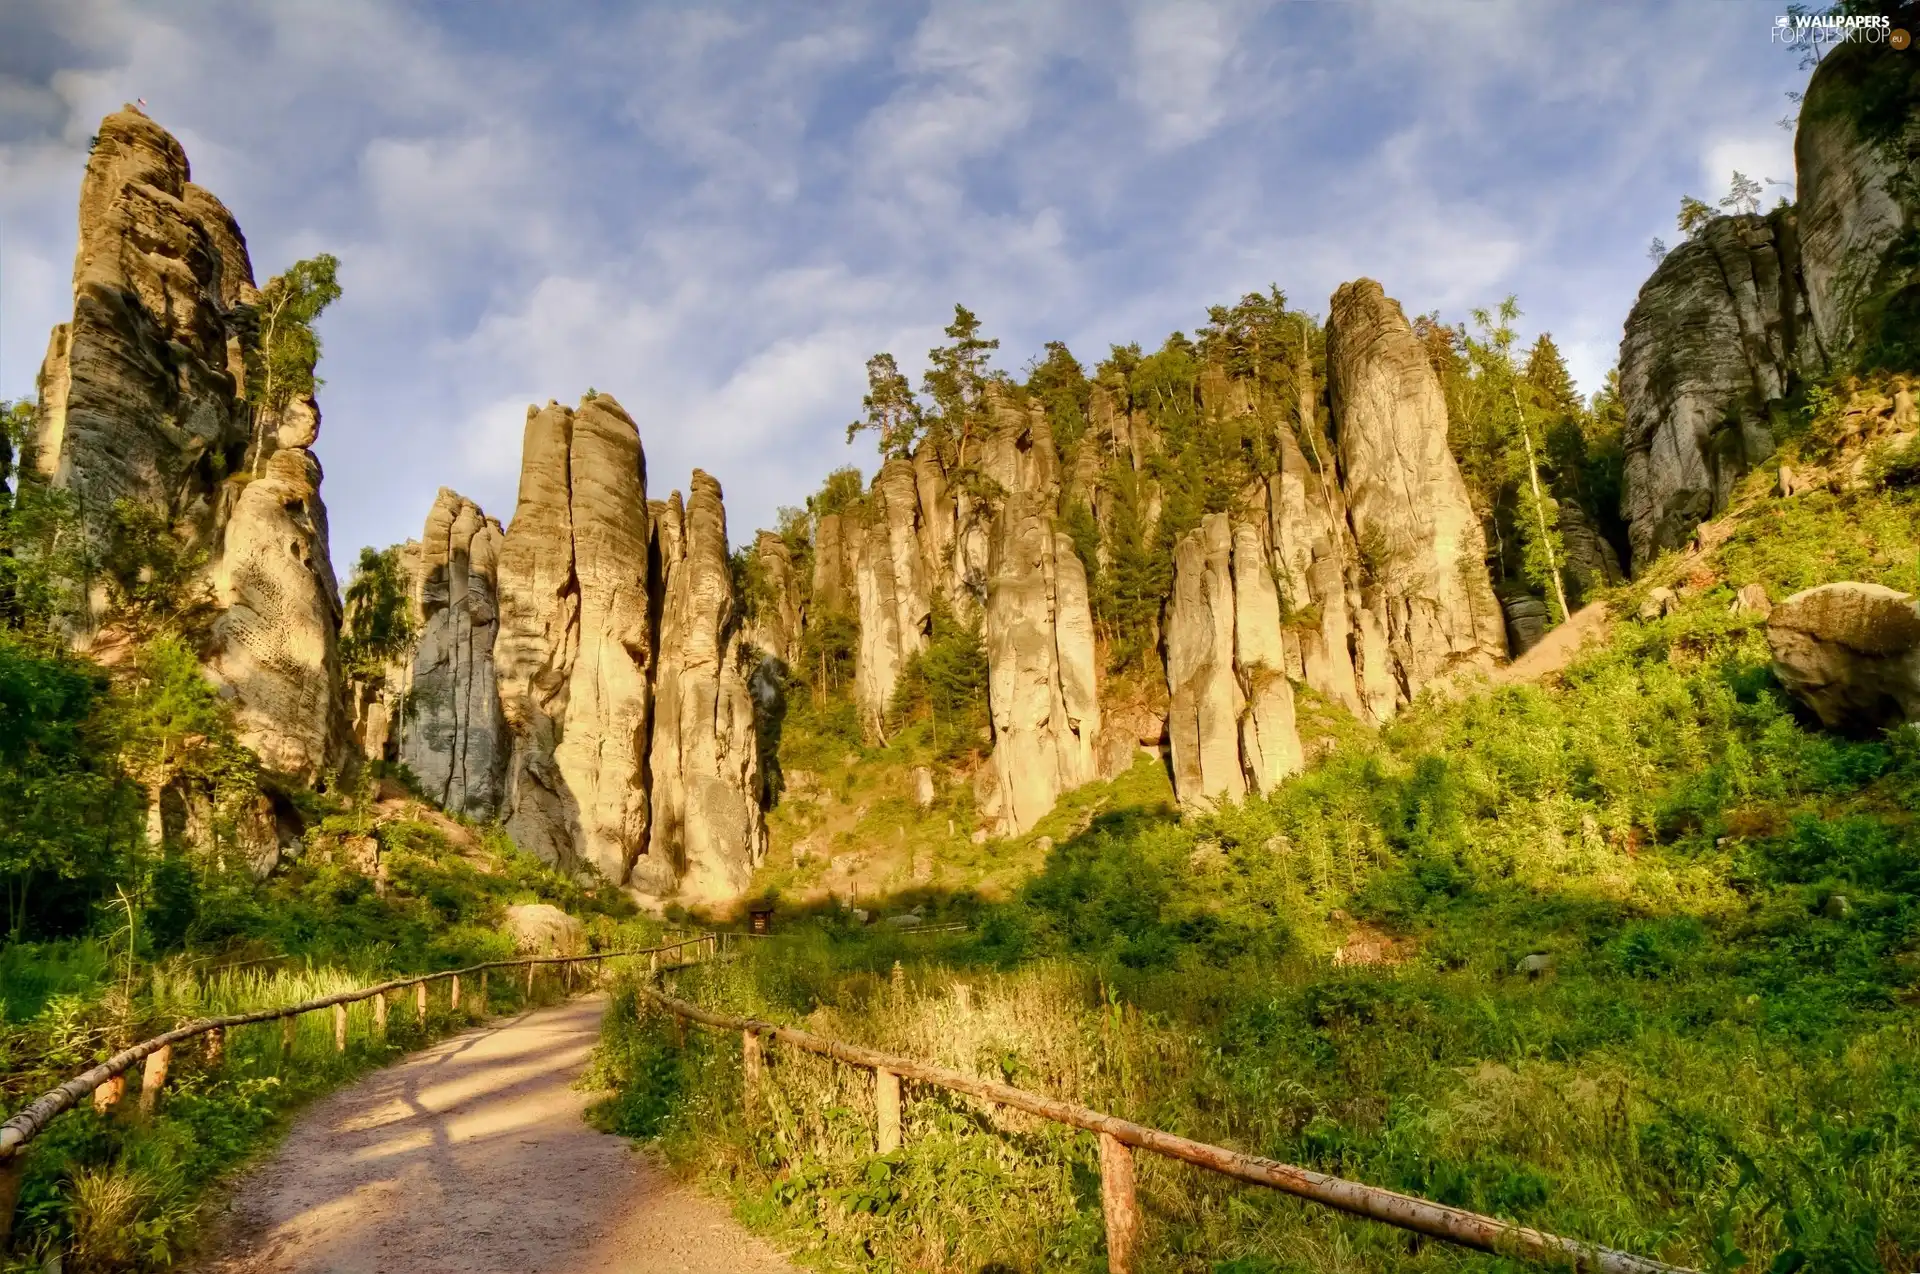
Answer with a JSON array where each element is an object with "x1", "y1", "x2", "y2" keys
[{"x1": 192, "y1": 995, "x2": 795, "y2": 1274}]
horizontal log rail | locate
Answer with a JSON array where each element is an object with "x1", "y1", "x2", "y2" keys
[
  {"x1": 0, "y1": 934, "x2": 714, "y2": 1166},
  {"x1": 641, "y1": 957, "x2": 1692, "y2": 1274}
]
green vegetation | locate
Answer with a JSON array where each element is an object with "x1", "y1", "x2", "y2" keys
[
  {"x1": 598, "y1": 378, "x2": 1920, "y2": 1271},
  {"x1": 244, "y1": 253, "x2": 340, "y2": 473}
]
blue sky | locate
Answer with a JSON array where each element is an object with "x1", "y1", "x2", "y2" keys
[{"x1": 1, "y1": 1, "x2": 1809, "y2": 562}]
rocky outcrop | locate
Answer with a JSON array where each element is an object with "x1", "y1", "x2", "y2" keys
[
  {"x1": 1327, "y1": 279, "x2": 1508, "y2": 698},
  {"x1": 401, "y1": 489, "x2": 509, "y2": 817},
  {"x1": 1618, "y1": 211, "x2": 1823, "y2": 569},
  {"x1": 1796, "y1": 41, "x2": 1920, "y2": 360},
  {"x1": 645, "y1": 474, "x2": 769, "y2": 903},
  {"x1": 495, "y1": 398, "x2": 655, "y2": 883},
  {"x1": 1767, "y1": 581, "x2": 1920, "y2": 732},
  {"x1": 747, "y1": 530, "x2": 804, "y2": 665},
  {"x1": 979, "y1": 393, "x2": 1102, "y2": 834},
  {"x1": 35, "y1": 107, "x2": 349, "y2": 781}
]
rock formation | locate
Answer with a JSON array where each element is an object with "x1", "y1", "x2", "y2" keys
[
  {"x1": 979, "y1": 395, "x2": 1101, "y2": 833},
  {"x1": 1618, "y1": 211, "x2": 1822, "y2": 569},
  {"x1": 747, "y1": 530, "x2": 804, "y2": 665},
  {"x1": 645, "y1": 474, "x2": 769, "y2": 903},
  {"x1": 495, "y1": 398, "x2": 656, "y2": 884},
  {"x1": 1326, "y1": 279, "x2": 1508, "y2": 699},
  {"x1": 400, "y1": 489, "x2": 509, "y2": 817},
  {"x1": 1619, "y1": 44, "x2": 1920, "y2": 569},
  {"x1": 1767, "y1": 581, "x2": 1920, "y2": 732},
  {"x1": 35, "y1": 106, "x2": 348, "y2": 783}
]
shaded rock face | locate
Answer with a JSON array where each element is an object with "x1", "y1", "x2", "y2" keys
[
  {"x1": 1767, "y1": 582, "x2": 1920, "y2": 732},
  {"x1": 1796, "y1": 43, "x2": 1920, "y2": 360},
  {"x1": 36, "y1": 107, "x2": 347, "y2": 783},
  {"x1": 1326, "y1": 279, "x2": 1508, "y2": 698},
  {"x1": 1618, "y1": 211, "x2": 1823, "y2": 570},
  {"x1": 401, "y1": 490, "x2": 509, "y2": 817},
  {"x1": 748, "y1": 530, "x2": 804, "y2": 665},
  {"x1": 645, "y1": 475, "x2": 769, "y2": 903}
]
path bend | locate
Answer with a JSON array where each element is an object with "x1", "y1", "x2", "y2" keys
[{"x1": 193, "y1": 995, "x2": 794, "y2": 1274}]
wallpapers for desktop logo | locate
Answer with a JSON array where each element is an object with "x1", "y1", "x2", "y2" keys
[{"x1": 1773, "y1": 12, "x2": 1909, "y2": 49}]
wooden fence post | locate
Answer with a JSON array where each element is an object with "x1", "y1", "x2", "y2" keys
[
  {"x1": 205, "y1": 1025, "x2": 225, "y2": 1067},
  {"x1": 1098, "y1": 1132, "x2": 1141, "y2": 1274},
  {"x1": 674, "y1": 1012, "x2": 686, "y2": 1049},
  {"x1": 0, "y1": 1154, "x2": 26, "y2": 1250},
  {"x1": 742, "y1": 1030, "x2": 763, "y2": 1109},
  {"x1": 649, "y1": 951, "x2": 658, "y2": 975},
  {"x1": 479, "y1": 969, "x2": 488, "y2": 1013},
  {"x1": 374, "y1": 991, "x2": 388, "y2": 1037},
  {"x1": 334, "y1": 1003, "x2": 348, "y2": 1052},
  {"x1": 875, "y1": 1067, "x2": 902, "y2": 1154},
  {"x1": 92, "y1": 1074, "x2": 125, "y2": 1115},
  {"x1": 526, "y1": 963, "x2": 536, "y2": 999},
  {"x1": 416, "y1": 980, "x2": 428, "y2": 1020},
  {"x1": 139, "y1": 1044, "x2": 172, "y2": 1116},
  {"x1": 282, "y1": 1015, "x2": 297, "y2": 1053},
  {"x1": 451, "y1": 974, "x2": 462, "y2": 1013},
  {"x1": 565, "y1": 960, "x2": 574, "y2": 994}
]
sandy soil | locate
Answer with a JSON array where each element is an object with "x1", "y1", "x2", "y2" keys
[{"x1": 192, "y1": 995, "x2": 796, "y2": 1274}]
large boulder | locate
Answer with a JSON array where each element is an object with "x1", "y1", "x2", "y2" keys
[
  {"x1": 503, "y1": 903, "x2": 586, "y2": 956},
  {"x1": 1768, "y1": 582, "x2": 1920, "y2": 732}
]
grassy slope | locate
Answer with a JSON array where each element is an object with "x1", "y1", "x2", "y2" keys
[
  {"x1": 599, "y1": 440, "x2": 1920, "y2": 1272},
  {"x1": 1, "y1": 791, "x2": 657, "y2": 1272}
]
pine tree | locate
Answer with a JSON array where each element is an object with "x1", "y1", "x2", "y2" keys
[
  {"x1": 847, "y1": 353, "x2": 922, "y2": 458},
  {"x1": 921, "y1": 304, "x2": 999, "y2": 461}
]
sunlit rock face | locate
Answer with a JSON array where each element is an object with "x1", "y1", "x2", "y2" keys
[{"x1": 37, "y1": 106, "x2": 349, "y2": 783}]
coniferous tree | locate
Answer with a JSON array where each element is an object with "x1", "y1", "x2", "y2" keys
[{"x1": 246, "y1": 254, "x2": 341, "y2": 473}]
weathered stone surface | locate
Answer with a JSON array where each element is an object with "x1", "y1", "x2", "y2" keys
[
  {"x1": 1558, "y1": 501, "x2": 1624, "y2": 604},
  {"x1": 1501, "y1": 590, "x2": 1551, "y2": 657},
  {"x1": 346, "y1": 540, "x2": 422, "y2": 762},
  {"x1": 811, "y1": 512, "x2": 855, "y2": 616},
  {"x1": 1796, "y1": 44, "x2": 1919, "y2": 359},
  {"x1": 204, "y1": 447, "x2": 349, "y2": 783},
  {"x1": 503, "y1": 902, "x2": 586, "y2": 955},
  {"x1": 1618, "y1": 213, "x2": 1823, "y2": 569},
  {"x1": 401, "y1": 489, "x2": 509, "y2": 817},
  {"x1": 747, "y1": 530, "x2": 804, "y2": 666},
  {"x1": 496, "y1": 397, "x2": 654, "y2": 884},
  {"x1": 645, "y1": 474, "x2": 768, "y2": 904},
  {"x1": 853, "y1": 460, "x2": 930, "y2": 729},
  {"x1": 1731, "y1": 582, "x2": 1774, "y2": 618},
  {"x1": 37, "y1": 107, "x2": 350, "y2": 785},
  {"x1": 979, "y1": 396, "x2": 1101, "y2": 834},
  {"x1": 1327, "y1": 279, "x2": 1507, "y2": 697},
  {"x1": 1768, "y1": 582, "x2": 1920, "y2": 732},
  {"x1": 1165, "y1": 515, "x2": 1246, "y2": 807},
  {"x1": 1230, "y1": 518, "x2": 1302, "y2": 793}
]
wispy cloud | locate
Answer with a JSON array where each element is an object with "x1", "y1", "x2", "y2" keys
[{"x1": 0, "y1": 0, "x2": 1811, "y2": 561}]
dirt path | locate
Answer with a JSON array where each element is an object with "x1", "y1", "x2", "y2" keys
[{"x1": 193, "y1": 995, "x2": 796, "y2": 1274}]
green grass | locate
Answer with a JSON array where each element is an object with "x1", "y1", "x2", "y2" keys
[{"x1": 591, "y1": 477, "x2": 1920, "y2": 1273}]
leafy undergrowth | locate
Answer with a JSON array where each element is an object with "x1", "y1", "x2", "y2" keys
[
  {"x1": 595, "y1": 481, "x2": 1920, "y2": 1273},
  {"x1": 1, "y1": 810, "x2": 658, "y2": 1273}
]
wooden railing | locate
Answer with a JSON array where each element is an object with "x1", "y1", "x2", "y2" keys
[
  {"x1": 0, "y1": 933, "x2": 722, "y2": 1246},
  {"x1": 642, "y1": 946, "x2": 1694, "y2": 1274}
]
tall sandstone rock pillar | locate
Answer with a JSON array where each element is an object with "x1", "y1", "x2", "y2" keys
[
  {"x1": 36, "y1": 106, "x2": 348, "y2": 783},
  {"x1": 495, "y1": 397, "x2": 654, "y2": 883},
  {"x1": 1326, "y1": 279, "x2": 1506, "y2": 701},
  {"x1": 646, "y1": 474, "x2": 769, "y2": 903},
  {"x1": 980, "y1": 392, "x2": 1101, "y2": 834},
  {"x1": 401, "y1": 489, "x2": 510, "y2": 817}
]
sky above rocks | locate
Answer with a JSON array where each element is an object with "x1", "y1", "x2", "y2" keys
[{"x1": 1, "y1": 0, "x2": 1808, "y2": 560}]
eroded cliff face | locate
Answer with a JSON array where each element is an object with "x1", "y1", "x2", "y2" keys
[
  {"x1": 1150, "y1": 279, "x2": 1506, "y2": 808},
  {"x1": 402, "y1": 490, "x2": 509, "y2": 817},
  {"x1": 646, "y1": 474, "x2": 769, "y2": 903},
  {"x1": 1618, "y1": 43, "x2": 1920, "y2": 569},
  {"x1": 36, "y1": 107, "x2": 348, "y2": 783},
  {"x1": 1619, "y1": 211, "x2": 1822, "y2": 569}
]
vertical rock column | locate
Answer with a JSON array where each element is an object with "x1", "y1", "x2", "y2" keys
[
  {"x1": 495, "y1": 397, "x2": 654, "y2": 883},
  {"x1": 401, "y1": 489, "x2": 510, "y2": 817},
  {"x1": 1326, "y1": 279, "x2": 1507, "y2": 702},
  {"x1": 645, "y1": 473, "x2": 768, "y2": 903}
]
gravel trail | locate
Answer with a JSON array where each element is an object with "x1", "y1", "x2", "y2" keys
[{"x1": 193, "y1": 995, "x2": 795, "y2": 1274}]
